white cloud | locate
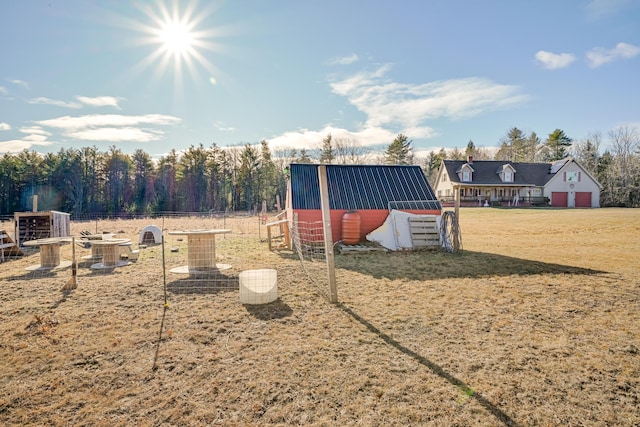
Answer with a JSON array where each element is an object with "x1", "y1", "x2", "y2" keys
[
  {"x1": 28, "y1": 97, "x2": 83, "y2": 108},
  {"x1": 35, "y1": 113, "x2": 181, "y2": 143},
  {"x1": 67, "y1": 127, "x2": 164, "y2": 142},
  {"x1": 330, "y1": 66, "x2": 529, "y2": 131},
  {"x1": 27, "y1": 95, "x2": 122, "y2": 109},
  {"x1": 585, "y1": 0, "x2": 631, "y2": 19},
  {"x1": 267, "y1": 65, "x2": 526, "y2": 151},
  {"x1": 267, "y1": 125, "x2": 421, "y2": 151},
  {"x1": 586, "y1": 42, "x2": 640, "y2": 67},
  {"x1": 214, "y1": 121, "x2": 235, "y2": 131},
  {"x1": 535, "y1": 50, "x2": 576, "y2": 70},
  {"x1": 0, "y1": 122, "x2": 11, "y2": 131},
  {"x1": 9, "y1": 79, "x2": 29, "y2": 89},
  {"x1": 0, "y1": 86, "x2": 7, "y2": 96},
  {"x1": 76, "y1": 96, "x2": 122, "y2": 109},
  {"x1": 328, "y1": 54, "x2": 359, "y2": 66},
  {"x1": 0, "y1": 125, "x2": 54, "y2": 153},
  {"x1": 0, "y1": 136, "x2": 52, "y2": 153},
  {"x1": 19, "y1": 126, "x2": 51, "y2": 136},
  {"x1": 37, "y1": 114, "x2": 181, "y2": 130}
]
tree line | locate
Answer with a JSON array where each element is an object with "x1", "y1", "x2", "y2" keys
[{"x1": 1, "y1": 128, "x2": 638, "y2": 217}]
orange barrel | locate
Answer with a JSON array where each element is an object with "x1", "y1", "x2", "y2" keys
[{"x1": 341, "y1": 210, "x2": 361, "y2": 245}]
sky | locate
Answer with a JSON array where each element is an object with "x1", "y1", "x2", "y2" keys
[{"x1": 1, "y1": 0, "x2": 639, "y2": 160}]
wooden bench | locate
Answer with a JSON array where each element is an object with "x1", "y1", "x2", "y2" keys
[{"x1": 119, "y1": 241, "x2": 140, "y2": 261}]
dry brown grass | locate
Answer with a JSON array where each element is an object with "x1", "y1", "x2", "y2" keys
[{"x1": 1, "y1": 208, "x2": 639, "y2": 426}]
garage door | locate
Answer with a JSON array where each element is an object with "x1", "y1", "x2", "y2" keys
[
  {"x1": 551, "y1": 192, "x2": 568, "y2": 207},
  {"x1": 575, "y1": 192, "x2": 592, "y2": 207}
]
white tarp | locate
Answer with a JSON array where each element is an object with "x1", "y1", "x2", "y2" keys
[{"x1": 366, "y1": 209, "x2": 440, "y2": 251}]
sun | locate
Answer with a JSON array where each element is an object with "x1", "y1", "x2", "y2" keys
[
  {"x1": 124, "y1": 0, "x2": 225, "y2": 91},
  {"x1": 159, "y1": 20, "x2": 195, "y2": 56}
]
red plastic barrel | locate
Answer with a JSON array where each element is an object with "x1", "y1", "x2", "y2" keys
[{"x1": 341, "y1": 210, "x2": 361, "y2": 245}]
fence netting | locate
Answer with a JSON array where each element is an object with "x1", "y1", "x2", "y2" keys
[{"x1": 0, "y1": 213, "x2": 335, "y2": 310}]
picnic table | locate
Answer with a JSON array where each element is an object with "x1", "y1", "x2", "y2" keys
[{"x1": 23, "y1": 236, "x2": 72, "y2": 271}]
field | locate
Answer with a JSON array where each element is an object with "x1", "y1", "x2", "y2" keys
[{"x1": 1, "y1": 208, "x2": 639, "y2": 426}]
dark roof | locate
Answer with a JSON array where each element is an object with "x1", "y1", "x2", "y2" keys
[
  {"x1": 289, "y1": 163, "x2": 441, "y2": 210},
  {"x1": 443, "y1": 160, "x2": 554, "y2": 186}
]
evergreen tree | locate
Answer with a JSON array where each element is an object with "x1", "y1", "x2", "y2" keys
[
  {"x1": 319, "y1": 133, "x2": 334, "y2": 164},
  {"x1": 573, "y1": 132, "x2": 601, "y2": 178},
  {"x1": 465, "y1": 140, "x2": 479, "y2": 160},
  {"x1": 297, "y1": 148, "x2": 312, "y2": 163},
  {"x1": 543, "y1": 129, "x2": 573, "y2": 161},
  {"x1": 384, "y1": 133, "x2": 413, "y2": 165},
  {"x1": 526, "y1": 132, "x2": 541, "y2": 162},
  {"x1": 449, "y1": 147, "x2": 464, "y2": 160},
  {"x1": 424, "y1": 150, "x2": 444, "y2": 183},
  {"x1": 495, "y1": 127, "x2": 528, "y2": 161}
]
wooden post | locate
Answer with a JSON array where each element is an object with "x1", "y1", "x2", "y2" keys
[
  {"x1": 454, "y1": 185, "x2": 460, "y2": 253},
  {"x1": 63, "y1": 236, "x2": 78, "y2": 290},
  {"x1": 317, "y1": 165, "x2": 338, "y2": 303}
]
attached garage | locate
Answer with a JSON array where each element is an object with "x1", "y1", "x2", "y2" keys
[
  {"x1": 551, "y1": 192, "x2": 568, "y2": 207},
  {"x1": 575, "y1": 192, "x2": 592, "y2": 208}
]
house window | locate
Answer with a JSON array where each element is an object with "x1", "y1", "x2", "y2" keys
[
  {"x1": 511, "y1": 189, "x2": 518, "y2": 196},
  {"x1": 437, "y1": 190, "x2": 442, "y2": 197},
  {"x1": 474, "y1": 188, "x2": 479, "y2": 197},
  {"x1": 462, "y1": 171, "x2": 471, "y2": 182},
  {"x1": 566, "y1": 172, "x2": 579, "y2": 182},
  {"x1": 443, "y1": 174, "x2": 447, "y2": 182},
  {"x1": 499, "y1": 189, "x2": 504, "y2": 197},
  {"x1": 504, "y1": 171, "x2": 512, "y2": 182}
]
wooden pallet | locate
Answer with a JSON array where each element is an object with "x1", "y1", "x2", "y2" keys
[{"x1": 408, "y1": 216, "x2": 440, "y2": 249}]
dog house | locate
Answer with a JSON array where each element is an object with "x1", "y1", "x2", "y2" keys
[
  {"x1": 139, "y1": 225, "x2": 163, "y2": 245},
  {"x1": 14, "y1": 211, "x2": 70, "y2": 246}
]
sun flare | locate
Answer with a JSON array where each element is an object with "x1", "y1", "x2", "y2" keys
[{"x1": 125, "y1": 0, "x2": 225, "y2": 90}]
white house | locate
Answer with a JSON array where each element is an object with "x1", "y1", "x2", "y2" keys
[{"x1": 433, "y1": 157, "x2": 602, "y2": 208}]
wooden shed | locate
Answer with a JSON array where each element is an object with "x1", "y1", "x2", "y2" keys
[
  {"x1": 286, "y1": 163, "x2": 442, "y2": 244},
  {"x1": 14, "y1": 211, "x2": 71, "y2": 246}
]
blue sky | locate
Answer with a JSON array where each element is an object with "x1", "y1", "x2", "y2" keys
[{"x1": 1, "y1": 0, "x2": 639, "y2": 159}]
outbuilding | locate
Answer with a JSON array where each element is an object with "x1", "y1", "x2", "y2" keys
[{"x1": 286, "y1": 163, "x2": 442, "y2": 243}]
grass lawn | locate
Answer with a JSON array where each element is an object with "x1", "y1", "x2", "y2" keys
[{"x1": 1, "y1": 208, "x2": 638, "y2": 426}]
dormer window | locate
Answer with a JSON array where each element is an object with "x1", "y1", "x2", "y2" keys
[
  {"x1": 497, "y1": 164, "x2": 516, "y2": 182},
  {"x1": 457, "y1": 164, "x2": 474, "y2": 182}
]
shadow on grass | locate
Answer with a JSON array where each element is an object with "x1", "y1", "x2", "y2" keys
[
  {"x1": 336, "y1": 249, "x2": 604, "y2": 280},
  {"x1": 338, "y1": 302, "x2": 520, "y2": 427},
  {"x1": 243, "y1": 299, "x2": 293, "y2": 320},
  {"x1": 3, "y1": 269, "x2": 58, "y2": 281},
  {"x1": 166, "y1": 274, "x2": 239, "y2": 295}
]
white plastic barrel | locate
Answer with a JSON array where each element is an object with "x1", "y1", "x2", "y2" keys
[{"x1": 239, "y1": 269, "x2": 278, "y2": 304}]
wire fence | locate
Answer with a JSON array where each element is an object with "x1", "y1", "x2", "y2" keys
[
  {"x1": 1, "y1": 210, "x2": 460, "y2": 313},
  {"x1": 0, "y1": 213, "x2": 332, "y2": 311}
]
